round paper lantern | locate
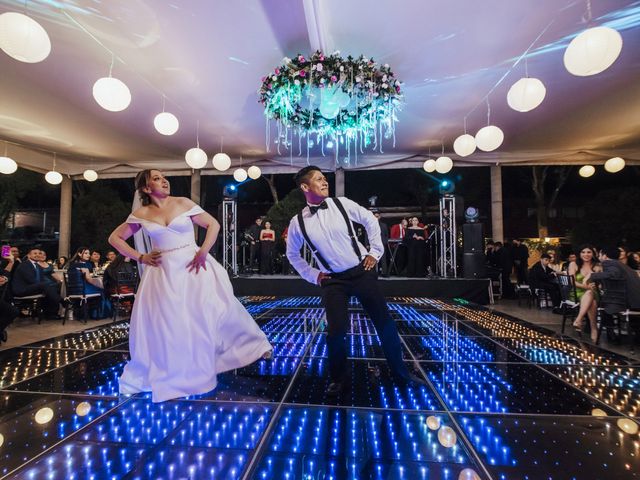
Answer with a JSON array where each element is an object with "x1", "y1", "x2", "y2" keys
[
  {"x1": 233, "y1": 168, "x2": 248, "y2": 182},
  {"x1": 453, "y1": 134, "x2": 476, "y2": 157},
  {"x1": 247, "y1": 165, "x2": 262, "y2": 180},
  {"x1": 153, "y1": 112, "x2": 179, "y2": 135},
  {"x1": 0, "y1": 433, "x2": 3, "y2": 447},
  {"x1": 437, "y1": 425, "x2": 457, "y2": 448},
  {"x1": 435, "y1": 156, "x2": 453, "y2": 174},
  {"x1": 0, "y1": 12, "x2": 51, "y2": 63},
  {"x1": 426, "y1": 416, "x2": 441, "y2": 430},
  {"x1": 475, "y1": 125, "x2": 504, "y2": 152},
  {"x1": 604, "y1": 156, "x2": 625, "y2": 173},
  {"x1": 185, "y1": 147, "x2": 207, "y2": 169},
  {"x1": 458, "y1": 468, "x2": 481, "y2": 480},
  {"x1": 75, "y1": 402, "x2": 91, "y2": 417},
  {"x1": 507, "y1": 77, "x2": 546, "y2": 112},
  {"x1": 35, "y1": 407, "x2": 54, "y2": 424},
  {"x1": 212, "y1": 153, "x2": 231, "y2": 171},
  {"x1": 0, "y1": 156, "x2": 18, "y2": 174},
  {"x1": 591, "y1": 408, "x2": 608, "y2": 417},
  {"x1": 579, "y1": 165, "x2": 595, "y2": 178},
  {"x1": 45, "y1": 171, "x2": 63, "y2": 185},
  {"x1": 617, "y1": 418, "x2": 639, "y2": 435},
  {"x1": 92, "y1": 77, "x2": 131, "y2": 112},
  {"x1": 83, "y1": 169, "x2": 98, "y2": 182},
  {"x1": 423, "y1": 159, "x2": 436, "y2": 173},
  {"x1": 564, "y1": 26, "x2": 623, "y2": 76}
]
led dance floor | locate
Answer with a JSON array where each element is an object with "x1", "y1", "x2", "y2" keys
[{"x1": 1, "y1": 296, "x2": 639, "y2": 479}]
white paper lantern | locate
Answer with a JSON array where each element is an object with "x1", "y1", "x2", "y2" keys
[
  {"x1": 153, "y1": 112, "x2": 179, "y2": 135},
  {"x1": 437, "y1": 425, "x2": 457, "y2": 448},
  {"x1": 578, "y1": 165, "x2": 595, "y2": 177},
  {"x1": 426, "y1": 416, "x2": 441, "y2": 430},
  {"x1": 0, "y1": 433, "x2": 3, "y2": 447},
  {"x1": 604, "y1": 156, "x2": 625, "y2": 173},
  {"x1": 475, "y1": 125, "x2": 504, "y2": 152},
  {"x1": 0, "y1": 156, "x2": 18, "y2": 174},
  {"x1": 0, "y1": 12, "x2": 51, "y2": 63},
  {"x1": 45, "y1": 171, "x2": 63, "y2": 185},
  {"x1": 92, "y1": 77, "x2": 131, "y2": 112},
  {"x1": 453, "y1": 134, "x2": 476, "y2": 157},
  {"x1": 35, "y1": 407, "x2": 54, "y2": 424},
  {"x1": 564, "y1": 26, "x2": 623, "y2": 76},
  {"x1": 617, "y1": 418, "x2": 639, "y2": 435},
  {"x1": 423, "y1": 159, "x2": 436, "y2": 173},
  {"x1": 185, "y1": 147, "x2": 207, "y2": 169},
  {"x1": 233, "y1": 168, "x2": 248, "y2": 182},
  {"x1": 247, "y1": 165, "x2": 262, "y2": 179},
  {"x1": 83, "y1": 169, "x2": 98, "y2": 182},
  {"x1": 212, "y1": 153, "x2": 231, "y2": 171},
  {"x1": 435, "y1": 156, "x2": 453, "y2": 174},
  {"x1": 458, "y1": 468, "x2": 481, "y2": 480},
  {"x1": 507, "y1": 77, "x2": 546, "y2": 112},
  {"x1": 75, "y1": 402, "x2": 91, "y2": 417}
]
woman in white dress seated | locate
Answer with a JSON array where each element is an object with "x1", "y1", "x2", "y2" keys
[{"x1": 108, "y1": 169, "x2": 272, "y2": 402}]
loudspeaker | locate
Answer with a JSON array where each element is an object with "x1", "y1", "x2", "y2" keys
[
  {"x1": 463, "y1": 223, "x2": 483, "y2": 253},
  {"x1": 463, "y1": 252, "x2": 486, "y2": 279}
]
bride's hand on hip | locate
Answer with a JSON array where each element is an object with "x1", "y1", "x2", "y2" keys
[
  {"x1": 141, "y1": 251, "x2": 162, "y2": 267},
  {"x1": 187, "y1": 250, "x2": 208, "y2": 274}
]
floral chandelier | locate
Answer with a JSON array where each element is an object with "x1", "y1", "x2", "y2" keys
[{"x1": 259, "y1": 50, "x2": 403, "y2": 163}]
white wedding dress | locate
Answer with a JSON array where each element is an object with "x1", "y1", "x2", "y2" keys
[{"x1": 119, "y1": 205, "x2": 272, "y2": 402}]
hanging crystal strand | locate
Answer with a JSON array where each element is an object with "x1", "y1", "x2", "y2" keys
[
  {"x1": 392, "y1": 104, "x2": 397, "y2": 148},
  {"x1": 334, "y1": 133, "x2": 339, "y2": 168},
  {"x1": 359, "y1": 128, "x2": 364, "y2": 154},
  {"x1": 373, "y1": 113, "x2": 378, "y2": 151},
  {"x1": 298, "y1": 127, "x2": 302, "y2": 156},
  {"x1": 277, "y1": 121, "x2": 282, "y2": 156},
  {"x1": 306, "y1": 131, "x2": 310, "y2": 165},
  {"x1": 379, "y1": 119, "x2": 384, "y2": 154},
  {"x1": 321, "y1": 135, "x2": 325, "y2": 157},
  {"x1": 354, "y1": 129, "x2": 358, "y2": 166},
  {"x1": 289, "y1": 127, "x2": 293, "y2": 166},
  {"x1": 265, "y1": 117, "x2": 270, "y2": 152}
]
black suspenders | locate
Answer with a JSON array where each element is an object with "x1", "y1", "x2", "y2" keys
[{"x1": 297, "y1": 198, "x2": 362, "y2": 272}]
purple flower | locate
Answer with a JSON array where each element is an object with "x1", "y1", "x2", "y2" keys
[
  {"x1": 330, "y1": 75, "x2": 337, "y2": 82},
  {"x1": 299, "y1": 70, "x2": 306, "y2": 77},
  {"x1": 268, "y1": 83, "x2": 272, "y2": 89}
]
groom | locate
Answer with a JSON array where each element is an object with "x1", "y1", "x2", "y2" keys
[{"x1": 286, "y1": 166, "x2": 426, "y2": 396}]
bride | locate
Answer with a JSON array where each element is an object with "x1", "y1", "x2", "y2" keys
[{"x1": 108, "y1": 169, "x2": 272, "y2": 402}]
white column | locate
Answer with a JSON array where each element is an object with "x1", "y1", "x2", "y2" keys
[
  {"x1": 335, "y1": 167, "x2": 345, "y2": 197},
  {"x1": 58, "y1": 176, "x2": 72, "y2": 258},
  {"x1": 190, "y1": 169, "x2": 201, "y2": 204},
  {"x1": 490, "y1": 165, "x2": 504, "y2": 242}
]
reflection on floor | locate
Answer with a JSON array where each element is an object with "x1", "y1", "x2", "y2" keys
[{"x1": 1, "y1": 296, "x2": 639, "y2": 479}]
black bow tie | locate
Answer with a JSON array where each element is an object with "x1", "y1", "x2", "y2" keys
[{"x1": 308, "y1": 201, "x2": 328, "y2": 215}]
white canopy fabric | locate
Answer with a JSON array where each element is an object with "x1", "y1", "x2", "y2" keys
[{"x1": 1, "y1": 0, "x2": 639, "y2": 178}]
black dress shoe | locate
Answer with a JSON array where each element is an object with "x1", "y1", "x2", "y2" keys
[{"x1": 326, "y1": 381, "x2": 346, "y2": 397}]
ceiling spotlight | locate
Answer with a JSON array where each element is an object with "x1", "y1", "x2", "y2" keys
[
  {"x1": 564, "y1": 26, "x2": 623, "y2": 77},
  {"x1": 475, "y1": 125, "x2": 504, "y2": 152},
  {"x1": 579, "y1": 165, "x2": 595, "y2": 177},
  {"x1": 507, "y1": 77, "x2": 546, "y2": 112},
  {"x1": 247, "y1": 165, "x2": 261, "y2": 179},
  {"x1": 464, "y1": 206, "x2": 480, "y2": 223},
  {"x1": 604, "y1": 156, "x2": 625, "y2": 173},
  {"x1": 0, "y1": 12, "x2": 51, "y2": 63}
]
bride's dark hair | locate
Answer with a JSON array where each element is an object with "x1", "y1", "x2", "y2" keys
[{"x1": 135, "y1": 170, "x2": 153, "y2": 206}]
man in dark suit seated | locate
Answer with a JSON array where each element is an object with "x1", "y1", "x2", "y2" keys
[
  {"x1": 588, "y1": 245, "x2": 640, "y2": 341},
  {"x1": 528, "y1": 253, "x2": 560, "y2": 307},
  {"x1": 11, "y1": 246, "x2": 63, "y2": 319}
]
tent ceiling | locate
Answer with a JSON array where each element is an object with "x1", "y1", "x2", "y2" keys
[{"x1": 0, "y1": 0, "x2": 639, "y2": 178}]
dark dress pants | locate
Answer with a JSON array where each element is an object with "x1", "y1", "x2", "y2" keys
[{"x1": 320, "y1": 264, "x2": 408, "y2": 382}]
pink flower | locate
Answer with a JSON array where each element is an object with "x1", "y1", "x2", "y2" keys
[
  {"x1": 275, "y1": 68, "x2": 280, "y2": 75},
  {"x1": 299, "y1": 70, "x2": 306, "y2": 77},
  {"x1": 268, "y1": 83, "x2": 272, "y2": 89},
  {"x1": 298, "y1": 55, "x2": 305, "y2": 62},
  {"x1": 319, "y1": 55, "x2": 325, "y2": 61},
  {"x1": 261, "y1": 76, "x2": 266, "y2": 82},
  {"x1": 396, "y1": 86, "x2": 401, "y2": 93},
  {"x1": 330, "y1": 75, "x2": 337, "y2": 82}
]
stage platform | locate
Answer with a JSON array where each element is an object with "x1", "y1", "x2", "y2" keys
[
  {"x1": 232, "y1": 275, "x2": 493, "y2": 304},
  {"x1": 1, "y1": 296, "x2": 639, "y2": 479}
]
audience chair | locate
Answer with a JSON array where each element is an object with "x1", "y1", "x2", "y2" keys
[
  {"x1": 556, "y1": 273, "x2": 579, "y2": 334},
  {"x1": 12, "y1": 294, "x2": 46, "y2": 324},
  {"x1": 63, "y1": 270, "x2": 101, "y2": 324},
  {"x1": 110, "y1": 270, "x2": 138, "y2": 321}
]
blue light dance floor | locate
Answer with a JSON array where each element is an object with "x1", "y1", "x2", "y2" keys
[{"x1": 1, "y1": 296, "x2": 639, "y2": 479}]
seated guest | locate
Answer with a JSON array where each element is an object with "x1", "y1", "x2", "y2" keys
[
  {"x1": 546, "y1": 249, "x2": 563, "y2": 273},
  {"x1": 10, "y1": 246, "x2": 21, "y2": 266},
  {"x1": 406, "y1": 217, "x2": 426, "y2": 277},
  {"x1": 259, "y1": 221, "x2": 276, "y2": 274},
  {"x1": 561, "y1": 253, "x2": 577, "y2": 272},
  {"x1": 69, "y1": 247, "x2": 110, "y2": 318},
  {"x1": 104, "y1": 255, "x2": 137, "y2": 295},
  {"x1": 1, "y1": 251, "x2": 19, "y2": 342},
  {"x1": 37, "y1": 249, "x2": 60, "y2": 286},
  {"x1": 588, "y1": 245, "x2": 640, "y2": 342},
  {"x1": 90, "y1": 250, "x2": 102, "y2": 271},
  {"x1": 55, "y1": 256, "x2": 68, "y2": 270},
  {"x1": 628, "y1": 251, "x2": 640, "y2": 274},
  {"x1": 528, "y1": 253, "x2": 560, "y2": 307},
  {"x1": 104, "y1": 250, "x2": 117, "y2": 266},
  {"x1": 11, "y1": 246, "x2": 63, "y2": 319},
  {"x1": 568, "y1": 245, "x2": 600, "y2": 342}
]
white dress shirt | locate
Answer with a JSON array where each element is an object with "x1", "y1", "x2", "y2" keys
[{"x1": 286, "y1": 197, "x2": 383, "y2": 284}]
